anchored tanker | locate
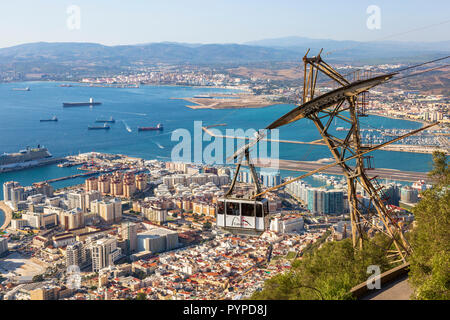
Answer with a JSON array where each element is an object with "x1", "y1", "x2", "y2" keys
[
  {"x1": 63, "y1": 97, "x2": 102, "y2": 107},
  {"x1": 95, "y1": 116, "x2": 115, "y2": 123},
  {"x1": 138, "y1": 123, "x2": 164, "y2": 131},
  {"x1": 88, "y1": 123, "x2": 110, "y2": 130},
  {"x1": 40, "y1": 116, "x2": 58, "y2": 122}
]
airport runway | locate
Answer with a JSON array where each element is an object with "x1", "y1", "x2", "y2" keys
[{"x1": 249, "y1": 159, "x2": 431, "y2": 183}]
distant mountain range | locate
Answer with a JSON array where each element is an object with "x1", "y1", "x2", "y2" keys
[
  {"x1": 0, "y1": 42, "x2": 301, "y2": 65},
  {"x1": 0, "y1": 37, "x2": 448, "y2": 78}
]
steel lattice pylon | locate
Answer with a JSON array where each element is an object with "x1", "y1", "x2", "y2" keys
[
  {"x1": 229, "y1": 50, "x2": 440, "y2": 261},
  {"x1": 301, "y1": 50, "x2": 410, "y2": 262}
]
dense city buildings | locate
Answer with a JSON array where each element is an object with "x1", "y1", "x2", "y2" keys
[{"x1": 0, "y1": 152, "x2": 436, "y2": 300}]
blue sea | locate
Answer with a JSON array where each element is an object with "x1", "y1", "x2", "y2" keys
[
  {"x1": 0, "y1": 209, "x2": 4, "y2": 228},
  {"x1": 0, "y1": 81, "x2": 432, "y2": 224}
]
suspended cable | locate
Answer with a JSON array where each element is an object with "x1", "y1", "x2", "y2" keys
[
  {"x1": 324, "y1": 18, "x2": 450, "y2": 56},
  {"x1": 387, "y1": 64, "x2": 449, "y2": 83}
]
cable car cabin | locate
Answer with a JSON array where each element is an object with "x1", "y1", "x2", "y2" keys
[{"x1": 216, "y1": 198, "x2": 270, "y2": 234}]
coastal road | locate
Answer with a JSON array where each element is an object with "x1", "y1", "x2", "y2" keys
[{"x1": 250, "y1": 159, "x2": 431, "y2": 183}]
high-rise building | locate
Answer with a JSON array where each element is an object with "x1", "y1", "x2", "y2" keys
[
  {"x1": 3, "y1": 181, "x2": 20, "y2": 201},
  {"x1": 120, "y1": 222, "x2": 138, "y2": 254},
  {"x1": 380, "y1": 183, "x2": 401, "y2": 206},
  {"x1": 66, "y1": 241, "x2": 89, "y2": 268},
  {"x1": 111, "y1": 177, "x2": 123, "y2": 196},
  {"x1": 85, "y1": 190, "x2": 101, "y2": 211},
  {"x1": 259, "y1": 169, "x2": 281, "y2": 188},
  {"x1": 123, "y1": 180, "x2": 136, "y2": 198},
  {"x1": 307, "y1": 188, "x2": 344, "y2": 215},
  {"x1": 11, "y1": 186, "x2": 24, "y2": 207},
  {"x1": 400, "y1": 186, "x2": 419, "y2": 204},
  {"x1": 33, "y1": 182, "x2": 54, "y2": 198},
  {"x1": 22, "y1": 212, "x2": 57, "y2": 229},
  {"x1": 135, "y1": 173, "x2": 148, "y2": 191},
  {"x1": 89, "y1": 236, "x2": 122, "y2": 272},
  {"x1": 143, "y1": 205, "x2": 167, "y2": 224},
  {"x1": 60, "y1": 208, "x2": 85, "y2": 230},
  {"x1": 136, "y1": 228, "x2": 178, "y2": 253},
  {"x1": 67, "y1": 190, "x2": 87, "y2": 212},
  {"x1": 0, "y1": 237, "x2": 8, "y2": 255},
  {"x1": 91, "y1": 198, "x2": 122, "y2": 224},
  {"x1": 85, "y1": 177, "x2": 98, "y2": 192},
  {"x1": 98, "y1": 175, "x2": 111, "y2": 195}
]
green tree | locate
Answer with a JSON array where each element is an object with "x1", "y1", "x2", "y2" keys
[
  {"x1": 136, "y1": 292, "x2": 147, "y2": 300},
  {"x1": 251, "y1": 235, "x2": 391, "y2": 300},
  {"x1": 409, "y1": 152, "x2": 449, "y2": 300},
  {"x1": 133, "y1": 270, "x2": 147, "y2": 280},
  {"x1": 203, "y1": 221, "x2": 212, "y2": 230},
  {"x1": 428, "y1": 151, "x2": 449, "y2": 185},
  {"x1": 32, "y1": 274, "x2": 44, "y2": 282}
]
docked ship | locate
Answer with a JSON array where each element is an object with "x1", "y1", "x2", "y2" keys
[
  {"x1": 138, "y1": 123, "x2": 164, "y2": 131},
  {"x1": 0, "y1": 145, "x2": 63, "y2": 173},
  {"x1": 95, "y1": 116, "x2": 115, "y2": 123},
  {"x1": 40, "y1": 116, "x2": 58, "y2": 122},
  {"x1": 88, "y1": 123, "x2": 110, "y2": 130},
  {"x1": 63, "y1": 97, "x2": 102, "y2": 107}
]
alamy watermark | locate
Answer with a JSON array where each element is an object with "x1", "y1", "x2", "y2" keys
[
  {"x1": 66, "y1": 265, "x2": 81, "y2": 290},
  {"x1": 66, "y1": 5, "x2": 81, "y2": 30},
  {"x1": 170, "y1": 121, "x2": 280, "y2": 169},
  {"x1": 366, "y1": 265, "x2": 381, "y2": 289},
  {"x1": 366, "y1": 5, "x2": 381, "y2": 30}
]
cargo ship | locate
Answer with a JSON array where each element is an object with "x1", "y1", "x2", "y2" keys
[
  {"x1": 138, "y1": 123, "x2": 163, "y2": 131},
  {"x1": 0, "y1": 145, "x2": 63, "y2": 173},
  {"x1": 95, "y1": 116, "x2": 115, "y2": 123},
  {"x1": 88, "y1": 123, "x2": 110, "y2": 130},
  {"x1": 63, "y1": 98, "x2": 102, "y2": 107},
  {"x1": 12, "y1": 87, "x2": 30, "y2": 91},
  {"x1": 40, "y1": 116, "x2": 58, "y2": 122}
]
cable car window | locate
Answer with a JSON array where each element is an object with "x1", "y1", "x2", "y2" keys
[
  {"x1": 226, "y1": 201, "x2": 240, "y2": 216},
  {"x1": 264, "y1": 202, "x2": 269, "y2": 216},
  {"x1": 256, "y1": 204, "x2": 263, "y2": 217},
  {"x1": 217, "y1": 201, "x2": 225, "y2": 215},
  {"x1": 242, "y1": 203, "x2": 255, "y2": 217}
]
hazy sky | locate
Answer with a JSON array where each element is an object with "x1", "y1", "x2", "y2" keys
[{"x1": 0, "y1": 0, "x2": 449, "y2": 48}]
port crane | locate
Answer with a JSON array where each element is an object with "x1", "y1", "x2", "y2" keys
[{"x1": 221, "y1": 49, "x2": 441, "y2": 263}]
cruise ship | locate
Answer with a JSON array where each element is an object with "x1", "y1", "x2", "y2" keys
[{"x1": 0, "y1": 145, "x2": 63, "y2": 173}]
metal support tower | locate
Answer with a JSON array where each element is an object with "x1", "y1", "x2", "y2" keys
[
  {"x1": 301, "y1": 50, "x2": 411, "y2": 263},
  {"x1": 225, "y1": 146, "x2": 262, "y2": 199}
]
